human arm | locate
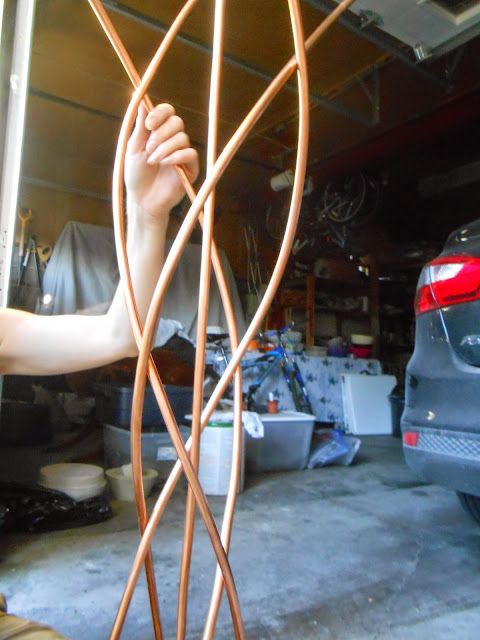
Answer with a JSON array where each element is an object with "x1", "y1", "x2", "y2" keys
[{"x1": 0, "y1": 104, "x2": 198, "y2": 375}]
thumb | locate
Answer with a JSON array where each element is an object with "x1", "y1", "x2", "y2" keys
[{"x1": 127, "y1": 103, "x2": 149, "y2": 153}]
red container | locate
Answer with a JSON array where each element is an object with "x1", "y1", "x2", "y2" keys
[{"x1": 349, "y1": 345, "x2": 372, "y2": 359}]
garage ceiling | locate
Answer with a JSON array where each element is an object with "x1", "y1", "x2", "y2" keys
[
  {"x1": 22, "y1": 0, "x2": 480, "y2": 218},
  {"x1": 348, "y1": 0, "x2": 480, "y2": 55}
]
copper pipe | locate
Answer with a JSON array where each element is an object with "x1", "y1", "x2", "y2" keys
[
  {"x1": 87, "y1": 0, "x2": 146, "y2": 97},
  {"x1": 88, "y1": 0, "x2": 355, "y2": 637},
  {"x1": 203, "y1": 9, "x2": 358, "y2": 633},
  {"x1": 176, "y1": 1, "x2": 225, "y2": 637},
  {"x1": 202, "y1": 0, "x2": 311, "y2": 633},
  {"x1": 92, "y1": 1, "x2": 235, "y2": 637},
  {"x1": 88, "y1": 3, "x2": 245, "y2": 638},
  {"x1": 87, "y1": 4, "x2": 161, "y2": 637},
  {"x1": 116, "y1": 0, "x2": 351, "y2": 633},
  {"x1": 113, "y1": 2, "x2": 353, "y2": 631},
  {"x1": 102, "y1": 4, "x2": 245, "y2": 639}
]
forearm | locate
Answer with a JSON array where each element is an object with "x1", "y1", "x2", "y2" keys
[
  {"x1": 0, "y1": 204, "x2": 169, "y2": 376},
  {"x1": 105, "y1": 199, "x2": 169, "y2": 355},
  {"x1": 0, "y1": 311, "x2": 120, "y2": 375}
]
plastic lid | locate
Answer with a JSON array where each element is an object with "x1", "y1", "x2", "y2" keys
[
  {"x1": 259, "y1": 410, "x2": 315, "y2": 422},
  {"x1": 206, "y1": 421, "x2": 233, "y2": 428}
]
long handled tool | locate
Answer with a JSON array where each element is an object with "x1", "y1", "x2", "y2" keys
[
  {"x1": 13, "y1": 235, "x2": 43, "y2": 307},
  {"x1": 18, "y1": 208, "x2": 33, "y2": 271}
]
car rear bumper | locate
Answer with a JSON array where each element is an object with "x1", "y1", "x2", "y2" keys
[
  {"x1": 404, "y1": 312, "x2": 480, "y2": 434},
  {"x1": 402, "y1": 425, "x2": 480, "y2": 495},
  {"x1": 402, "y1": 311, "x2": 480, "y2": 495}
]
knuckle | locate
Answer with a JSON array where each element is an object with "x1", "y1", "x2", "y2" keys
[
  {"x1": 170, "y1": 115, "x2": 184, "y2": 131},
  {"x1": 147, "y1": 104, "x2": 175, "y2": 128},
  {"x1": 179, "y1": 132, "x2": 190, "y2": 146},
  {"x1": 147, "y1": 131, "x2": 158, "y2": 146},
  {"x1": 156, "y1": 103, "x2": 175, "y2": 116}
]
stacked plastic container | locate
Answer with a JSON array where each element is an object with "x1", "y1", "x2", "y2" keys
[{"x1": 94, "y1": 383, "x2": 193, "y2": 480}]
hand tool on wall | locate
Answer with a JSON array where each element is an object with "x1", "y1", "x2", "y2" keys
[
  {"x1": 18, "y1": 207, "x2": 33, "y2": 266},
  {"x1": 13, "y1": 235, "x2": 43, "y2": 307}
]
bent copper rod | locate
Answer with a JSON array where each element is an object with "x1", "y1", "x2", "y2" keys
[
  {"x1": 88, "y1": 3, "x2": 245, "y2": 638},
  {"x1": 88, "y1": 0, "x2": 142, "y2": 92},
  {"x1": 203, "y1": 0, "x2": 309, "y2": 635},
  {"x1": 89, "y1": 2, "x2": 198, "y2": 637},
  {"x1": 115, "y1": 0, "x2": 353, "y2": 617},
  {"x1": 116, "y1": 0, "x2": 344, "y2": 631},
  {"x1": 177, "y1": 1, "x2": 226, "y2": 637},
  {"x1": 204, "y1": 6, "x2": 356, "y2": 627},
  {"x1": 90, "y1": 2, "x2": 244, "y2": 636},
  {"x1": 109, "y1": 0, "x2": 354, "y2": 633},
  {"x1": 107, "y1": 11, "x2": 245, "y2": 640}
]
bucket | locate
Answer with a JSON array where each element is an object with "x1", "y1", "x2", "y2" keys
[{"x1": 198, "y1": 420, "x2": 245, "y2": 496}]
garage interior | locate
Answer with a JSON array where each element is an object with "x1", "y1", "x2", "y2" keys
[{"x1": 1, "y1": 0, "x2": 480, "y2": 638}]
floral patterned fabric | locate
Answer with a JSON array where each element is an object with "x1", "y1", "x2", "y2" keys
[{"x1": 215, "y1": 352, "x2": 382, "y2": 423}]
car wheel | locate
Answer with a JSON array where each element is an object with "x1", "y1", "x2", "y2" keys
[{"x1": 457, "y1": 492, "x2": 480, "y2": 524}]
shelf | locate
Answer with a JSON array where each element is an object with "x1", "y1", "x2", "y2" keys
[{"x1": 278, "y1": 273, "x2": 376, "y2": 350}]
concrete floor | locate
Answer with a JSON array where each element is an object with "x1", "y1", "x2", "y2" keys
[{"x1": 1, "y1": 436, "x2": 480, "y2": 639}]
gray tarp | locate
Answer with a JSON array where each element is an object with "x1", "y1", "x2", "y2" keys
[{"x1": 40, "y1": 222, "x2": 245, "y2": 346}]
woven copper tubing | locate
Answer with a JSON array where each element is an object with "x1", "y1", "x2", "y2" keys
[{"x1": 88, "y1": 1, "x2": 356, "y2": 638}]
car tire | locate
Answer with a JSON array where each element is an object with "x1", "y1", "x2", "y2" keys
[{"x1": 457, "y1": 492, "x2": 480, "y2": 524}]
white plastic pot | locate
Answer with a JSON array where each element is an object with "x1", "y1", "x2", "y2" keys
[
  {"x1": 38, "y1": 463, "x2": 106, "y2": 501},
  {"x1": 106, "y1": 466, "x2": 158, "y2": 501}
]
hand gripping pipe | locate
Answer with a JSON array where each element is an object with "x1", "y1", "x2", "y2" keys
[
  {"x1": 88, "y1": 1, "x2": 356, "y2": 638},
  {"x1": 90, "y1": 1, "x2": 246, "y2": 637},
  {"x1": 88, "y1": 2, "x2": 243, "y2": 638},
  {"x1": 86, "y1": 0, "x2": 246, "y2": 636}
]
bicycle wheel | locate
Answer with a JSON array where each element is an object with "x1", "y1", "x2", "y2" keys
[
  {"x1": 287, "y1": 370, "x2": 313, "y2": 415},
  {"x1": 322, "y1": 173, "x2": 367, "y2": 225}
]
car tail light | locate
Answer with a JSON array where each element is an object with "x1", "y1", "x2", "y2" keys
[
  {"x1": 415, "y1": 255, "x2": 480, "y2": 316},
  {"x1": 403, "y1": 431, "x2": 419, "y2": 447}
]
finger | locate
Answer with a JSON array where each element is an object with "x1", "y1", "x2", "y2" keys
[
  {"x1": 158, "y1": 148, "x2": 199, "y2": 181},
  {"x1": 147, "y1": 131, "x2": 191, "y2": 165},
  {"x1": 145, "y1": 115, "x2": 185, "y2": 154},
  {"x1": 145, "y1": 103, "x2": 176, "y2": 132},
  {"x1": 127, "y1": 104, "x2": 149, "y2": 154}
]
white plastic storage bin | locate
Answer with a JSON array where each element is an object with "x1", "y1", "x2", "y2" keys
[
  {"x1": 103, "y1": 424, "x2": 191, "y2": 481},
  {"x1": 341, "y1": 374, "x2": 397, "y2": 435},
  {"x1": 198, "y1": 419, "x2": 245, "y2": 496},
  {"x1": 245, "y1": 411, "x2": 315, "y2": 472}
]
